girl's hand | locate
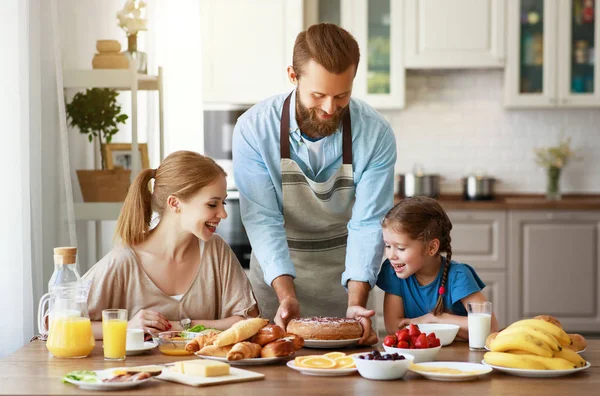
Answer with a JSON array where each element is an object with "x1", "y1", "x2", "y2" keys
[
  {"x1": 128, "y1": 309, "x2": 171, "y2": 335},
  {"x1": 398, "y1": 313, "x2": 437, "y2": 328}
]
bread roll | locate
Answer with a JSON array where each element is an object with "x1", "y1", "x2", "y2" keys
[
  {"x1": 261, "y1": 339, "x2": 295, "y2": 358},
  {"x1": 196, "y1": 344, "x2": 232, "y2": 357},
  {"x1": 567, "y1": 333, "x2": 587, "y2": 352},
  {"x1": 485, "y1": 332, "x2": 498, "y2": 350},
  {"x1": 534, "y1": 315, "x2": 562, "y2": 329},
  {"x1": 214, "y1": 318, "x2": 269, "y2": 347},
  {"x1": 282, "y1": 333, "x2": 305, "y2": 351},
  {"x1": 185, "y1": 331, "x2": 220, "y2": 353},
  {"x1": 226, "y1": 342, "x2": 262, "y2": 361},
  {"x1": 250, "y1": 324, "x2": 286, "y2": 346},
  {"x1": 287, "y1": 317, "x2": 362, "y2": 340}
]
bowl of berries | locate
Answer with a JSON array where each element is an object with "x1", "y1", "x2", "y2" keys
[
  {"x1": 382, "y1": 324, "x2": 442, "y2": 363},
  {"x1": 353, "y1": 350, "x2": 414, "y2": 380}
]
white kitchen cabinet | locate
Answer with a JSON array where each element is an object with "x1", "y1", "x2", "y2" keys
[
  {"x1": 404, "y1": 0, "x2": 506, "y2": 68},
  {"x1": 508, "y1": 211, "x2": 600, "y2": 332},
  {"x1": 448, "y1": 210, "x2": 508, "y2": 327},
  {"x1": 505, "y1": 0, "x2": 600, "y2": 108},
  {"x1": 200, "y1": 0, "x2": 303, "y2": 105},
  {"x1": 305, "y1": 0, "x2": 405, "y2": 109}
]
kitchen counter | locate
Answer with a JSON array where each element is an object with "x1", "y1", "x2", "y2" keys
[
  {"x1": 1, "y1": 340, "x2": 598, "y2": 395},
  {"x1": 395, "y1": 194, "x2": 600, "y2": 210}
]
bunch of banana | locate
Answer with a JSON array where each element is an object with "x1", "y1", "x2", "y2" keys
[{"x1": 485, "y1": 318, "x2": 586, "y2": 370}]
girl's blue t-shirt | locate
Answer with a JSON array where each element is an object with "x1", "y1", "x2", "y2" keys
[{"x1": 376, "y1": 257, "x2": 486, "y2": 318}]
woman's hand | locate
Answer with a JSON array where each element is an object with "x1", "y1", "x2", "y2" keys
[{"x1": 128, "y1": 309, "x2": 171, "y2": 335}]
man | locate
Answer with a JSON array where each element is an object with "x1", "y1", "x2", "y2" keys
[{"x1": 232, "y1": 23, "x2": 396, "y2": 345}]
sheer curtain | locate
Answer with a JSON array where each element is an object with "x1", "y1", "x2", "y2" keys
[{"x1": 0, "y1": 0, "x2": 39, "y2": 357}]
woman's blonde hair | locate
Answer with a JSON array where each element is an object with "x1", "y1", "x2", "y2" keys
[{"x1": 114, "y1": 150, "x2": 226, "y2": 246}]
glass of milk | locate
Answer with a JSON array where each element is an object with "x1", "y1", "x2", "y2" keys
[{"x1": 467, "y1": 302, "x2": 492, "y2": 351}]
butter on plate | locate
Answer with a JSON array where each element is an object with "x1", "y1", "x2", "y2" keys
[{"x1": 172, "y1": 360, "x2": 230, "y2": 377}]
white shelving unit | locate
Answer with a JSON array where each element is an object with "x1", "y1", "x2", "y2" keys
[{"x1": 62, "y1": 65, "x2": 165, "y2": 221}]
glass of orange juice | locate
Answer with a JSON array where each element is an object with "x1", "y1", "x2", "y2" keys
[{"x1": 102, "y1": 309, "x2": 128, "y2": 361}]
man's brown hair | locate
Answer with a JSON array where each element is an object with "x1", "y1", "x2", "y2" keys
[{"x1": 292, "y1": 23, "x2": 360, "y2": 78}]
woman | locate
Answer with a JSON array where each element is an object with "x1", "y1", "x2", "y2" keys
[{"x1": 84, "y1": 150, "x2": 259, "y2": 339}]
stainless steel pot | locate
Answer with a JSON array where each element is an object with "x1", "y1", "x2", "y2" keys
[
  {"x1": 398, "y1": 173, "x2": 441, "y2": 198},
  {"x1": 462, "y1": 175, "x2": 496, "y2": 201}
]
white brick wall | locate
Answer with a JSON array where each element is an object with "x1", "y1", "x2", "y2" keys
[{"x1": 381, "y1": 70, "x2": 600, "y2": 194}]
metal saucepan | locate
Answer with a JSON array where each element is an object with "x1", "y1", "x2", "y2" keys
[
  {"x1": 462, "y1": 174, "x2": 496, "y2": 201},
  {"x1": 398, "y1": 164, "x2": 441, "y2": 199}
]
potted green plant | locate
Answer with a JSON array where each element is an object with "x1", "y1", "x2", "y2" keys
[{"x1": 66, "y1": 88, "x2": 130, "y2": 202}]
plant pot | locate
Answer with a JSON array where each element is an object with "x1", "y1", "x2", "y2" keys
[{"x1": 76, "y1": 169, "x2": 131, "y2": 202}]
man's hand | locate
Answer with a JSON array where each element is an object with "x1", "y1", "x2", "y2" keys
[
  {"x1": 347, "y1": 305, "x2": 378, "y2": 345},
  {"x1": 274, "y1": 297, "x2": 300, "y2": 331}
]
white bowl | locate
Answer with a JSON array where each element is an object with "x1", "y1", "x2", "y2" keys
[
  {"x1": 414, "y1": 324, "x2": 460, "y2": 346},
  {"x1": 383, "y1": 345, "x2": 441, "y2": 363},
  {"x1": 353, "y1": 353, "x2": 414, "y2": 380}
]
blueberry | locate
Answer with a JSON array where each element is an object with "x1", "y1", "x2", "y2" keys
[
  {"x1": 372, "y1": 350, "x2": 381, "y2": 356},
  {"x1": 358, "y1": 355, "x2": 365, "y2": 359},
  {"x1": 399, "y1": 355, "x2": 406, "y2": 360},
  {"x1": 366, "y1": 355, "x2": 373, "y2": 360}
]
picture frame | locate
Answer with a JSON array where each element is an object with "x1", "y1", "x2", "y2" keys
[{"x1": 102, "y1": 143, "x2": 150, "y2": 171}]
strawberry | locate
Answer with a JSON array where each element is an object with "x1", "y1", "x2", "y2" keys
[
  {"x1": 395, "y1": 329, "x2": 408, "y2": 340},
  {"x1": 408, "y1": 324, "x2": 421, "y2": 337},
  {"x1": 410, "y1": 335, "x2": 419, "y2": 345},
  {"x1": 383, "y1": 335, "x2": 397, "y2": 347},
  {"x1": 396, "y1": 340, "x2": 410, "y2": 349},
  {"x1": 414, "y1": 333, "x2": 430, "y2": 349},
  {"x1": 426, "y1": 332, "x2": 437, "y2": 345},
  {"x1": 397, "y1": 331, "x2": 411, "y2": 343},
  {"x1": 430, "y1": 337, "x2": 441, "y2": 348}
]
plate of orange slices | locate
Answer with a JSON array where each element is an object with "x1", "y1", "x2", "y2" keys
[{"x1": 286, "y1": 352, "x2": 358, "y2": 376}]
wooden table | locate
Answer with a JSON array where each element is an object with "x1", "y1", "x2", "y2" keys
[{"x1": 1, "y1": 340, "x2": 598, "y2": 395}]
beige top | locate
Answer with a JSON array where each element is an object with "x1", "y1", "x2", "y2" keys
[{"x1": 83, "y1": 234, "x2": 258, "y2": 321}]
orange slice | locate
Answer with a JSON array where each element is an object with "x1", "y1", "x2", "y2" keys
[
  {"x1": 334, "y1": 356, "x2": 355, "y2": 368},
  {"x1": 324, "y1": 352, "x2": 346, "y2": 360},
  {"x1": 301, "y1": 356, "x2": 337, "y2": 369}
]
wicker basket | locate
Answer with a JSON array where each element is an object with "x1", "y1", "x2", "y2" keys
[{"x1": 76, "y1": 169, "x2": 131, "y2": 202}]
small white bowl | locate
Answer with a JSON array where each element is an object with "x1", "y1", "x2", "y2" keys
[
  {"x1": 414, "y1": 324, "x2": 460, "y2": 346},
  {"x1": 383, "y1": 345, "x2": 441, "y2": 363},
  {"x1": 353, "y1": 353, "x2": 415, "y2": 380}
]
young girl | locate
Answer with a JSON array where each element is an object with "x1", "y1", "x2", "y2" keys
[
  {"x1": 83, "y1": 151, "x2": 259, "y2": 339},
  {"x1": 376, "y1": 196, "x2": 498, "y2": 340}
]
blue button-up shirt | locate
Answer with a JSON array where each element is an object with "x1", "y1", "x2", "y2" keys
[{"x1": 232, "y1": 89, "x2": 397, "y2": 288}]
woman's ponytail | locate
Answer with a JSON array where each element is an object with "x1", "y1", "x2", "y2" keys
[{"x1": 114, "y1": 168, "x2": 155, "y2": 245}]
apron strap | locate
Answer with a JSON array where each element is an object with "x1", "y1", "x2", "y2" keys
[{"x1": 280, "y1": 92, "x2": 352, "y2": 164}]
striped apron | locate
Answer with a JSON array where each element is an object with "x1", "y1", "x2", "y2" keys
[{"x1": 248, "y1": 93, "x2": 356, "y2": 320}]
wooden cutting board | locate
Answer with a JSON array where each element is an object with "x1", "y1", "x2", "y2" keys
[{"x1": 156, "y1": 367, "x2": 265, "y2": 387}]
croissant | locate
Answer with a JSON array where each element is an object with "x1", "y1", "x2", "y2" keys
[
  {"x1": 185, "y1": 331, "x2": 220, "y2": 353},
  {"x1": 250, "y1": 324, "x2": 286, "y2": 346},
  {"x1": 196, "y1": 344, "x2": 233, "y2": 357},
  {"x1": 283, "y1": 333, "x2": 305, "y2": 351},
  {"x1": 214, "y1": 318, "x2": 269, "y2": 347},
  {"x1": 260, "y1": 339, "x2": 295, "y2": 358},
  {"x1": 226, "y1": 342, "x2": 262, "y2": 361}
]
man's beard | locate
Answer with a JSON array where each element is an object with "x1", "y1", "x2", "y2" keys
[{"x1": 296, "y1": 93, "x2": 348, "y2": 139}]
